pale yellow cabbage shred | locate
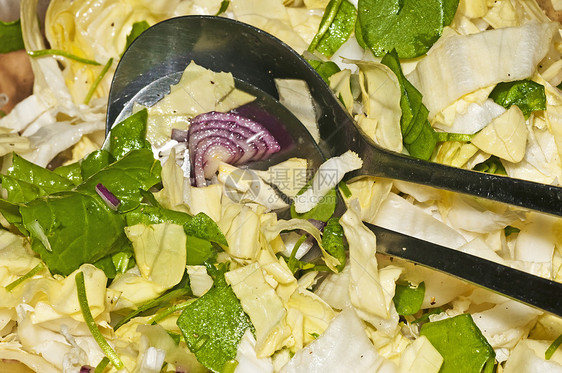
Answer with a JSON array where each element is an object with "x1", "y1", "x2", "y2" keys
[{"x1": 0, "y1": 0, "x2": 562, "y2": 372}]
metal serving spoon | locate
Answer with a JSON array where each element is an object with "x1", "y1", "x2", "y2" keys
[{"x1": 107, "y1": 16, "x2": 562, "y2": 316}]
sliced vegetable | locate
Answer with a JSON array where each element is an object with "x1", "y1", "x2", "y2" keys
[
  {"x1": 5, "y1": 262, "x2": 45, "y2": 292},
  {"x1": 176, "y1": 264, "x2": 254, "y2": 372},
  {"x1": 0, "y1": 19, "x2": 25, "y2": 53},
  {"x1": 309, "y1": 0, "x2": 357, "y2": 57},
  {"x1": 546, "y1": 334, "x2": 562, "y2": 360},
  {"x1": 393, "y1": 281, "x2": 425, "y2": 315},
  {"x1": 95, "y1": 183, "x2": 120, "y2": 211},
  {"x1": 420, "y1": 313, "x2": 496, "y2": 373},
  {"x1": 489, "y1": 80, "x2": 546, "y2": 118},
  {"x1": 126, "y1": 204, "x2": 193, "y2": 226},
  {"x1": 83, "y1": 57, "x2": 113, "y2": 105},
  {"x1": 188, "y1": 111, "x2": 280, "y2": 186},
  {"x1": 28, "y1": 49, "x2": 101, "y2": 65},
  {"x1": 322, "y1": 217, "x2": 347, "y2": 272},
  {"x1": 381, "y1": 50, "x2": 437, "y2": 160},
  {"x1": 357, "y1": 0, "x2": 459, "y2": 58}
]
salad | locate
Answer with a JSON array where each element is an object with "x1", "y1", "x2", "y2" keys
[{"x1": 0, "y1": 0, "x2": 562, "y2": 372}]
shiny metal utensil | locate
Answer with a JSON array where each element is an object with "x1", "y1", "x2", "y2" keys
[{"x1": 107, "y1": 15, "x2": 562, "y2": 316}]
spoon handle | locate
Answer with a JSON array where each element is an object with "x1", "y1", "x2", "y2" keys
[
  {"x1": 368, "y1": 222, "x2": 562, "y2": 316},
  {"x1": 349, "y1": 134, "x2": 562, "y2": 216}
]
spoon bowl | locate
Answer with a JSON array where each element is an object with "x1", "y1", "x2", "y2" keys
[{"x1": 107, "y1": 15, "x2": 562, "y2": 316}]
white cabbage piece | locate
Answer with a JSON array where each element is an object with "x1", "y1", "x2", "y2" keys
[
  {"x1": 109, "y1": 269, "x2": 165, "y2": 311},
  {"x1": 503, "y1": 339, "x2": 562, "y2": 373},
  {"x1": 343, "y1": 177, "x2": 393, "y2": 224},
  {"x1": 256, "y1": 157, "x2": 309, "y2": 199},
  {"x1": 433, "y1": 99, "x2": 506, "y2": 135},
  {"x1": 397, "y1": 336, "x2": 443, "y2": 373},
  {"x1": 125, "y1": 223, "x2": 187, "y2": 290},
  {"x1": 372, "y1": 192, "x2": 467, "y2": 249},
  {"x1": 188, "y1": 183, "x2": 223, "y2": 222},
  {"x1": 219, "y1": 199, "x2": 262, "y2": 260},
  {"x1": 471, "y1": 105, "x2": 528, "y2": 163},
  {"x1": 340, "y1": 203, "x2": 392, "y2": 320},
  {"x1": 234, "y1": 329, "x2": 275, "y2": 373},
  {"x1": 186, "y1": 265, "x2": 213, "y2": 297},
  {"x1": 356, "y1": 61, "x2": 403, "y2": 153},
  {"x1": 314, "y1": 263, "x2": 352, "y2": 310},
  {"x1": 407, "y1": 21, "x2": 558, "y2": 118},
  {"x1": 275, "y1": 79, "x2": 319, "y2": 143},
  {"x1": 225, "y1": 262, "x2": 292, "y2": 357},
  {"x1": 0, "y1": 340, "x2": 59, "y2": 373},
  {"x1": 280, "y1": 308, "x2": 386, "y2": 373},
  {"x1": 153, "y1": 148, "x2": 191, "y2": 213},
  {"x1": 0, "y1": 127, "x2": 31, "y2": 157},
  {"x1": 294, "y1": 150, "x2": 362, "y2": 214},
  {"x1": 329, "y1": 69, "x2": 355, "y2": 112},
  {"x1": 143, "y1": 61, "x2": 255, "y2": 146}
]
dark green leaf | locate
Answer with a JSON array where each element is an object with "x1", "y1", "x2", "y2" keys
[
  {"x1": 393, "y1": 281, "x2": 425, "y2": 315},
  {"x1": 306, "y1": 59, "x2": 341, "y2": 84},
  {"x1": 186, "y1": 235, "x2": 217, "y2": 266},
  {"x1": 381, "y1": 50, "x2": 437, "y2": 160},
  {"x1": 322, "y1": 217, "x2": 347, "y2": 272},
  {"x1": 357, "y1": 0, "x2": 459, "y2": 58},
  {"x1": 126, "y1": 204, "x2": 192, "y2": 226},
  {"x1": 0, "y1": 198, "x2": 23, "y2": 228},
  {"x1": 0, "y1": 19, "x2": 24, "y2": 53},
  {"x1": 7, "y1": 153, "x2": 74, "y2": 195},
  {"x1": 184, "y1": 212, "x2": 228, "y2": 248},
  {"x1": 291, "y1": 187, "x2": 337, "y2": 222},
  {"x1": 106, "y1": 109, "x2": 151, "y2": 160},
  {"x1": 54, "y1": 162, "x2": 83, "y2": 186},
  {"x1": 81, "y1": 149, "x2": 113, "y2": 180},
  {"x1": 20, "y1": 191, "x2": 128, "y2": 276},
  {"x1": 420, "y1": 313, "x2": 495, "y2": 373},
  {"x1": 77, "y1": 149, "x2": 161, "y2": 212},
  {"x1": 489, "y1": 80, "x2": 546, "y2": 118},
  {"x1": 473, "y1": 156, "x2": 507, "y2": 175},
  {"x1": 310, "y1": 0, "x2": 357, "y2": 57},
  {"x1": 93, "y1": 255, "x2": 117, "y2": 279},
  {"x1": 124, "y1": 21, "x2": 150, "y2": 53},
  {"x1": 1, "y1": 175, "x2": 46, "y2": 203},
  {"x1": 177, "y1": 266, "x2": 253, "y2": 372}
]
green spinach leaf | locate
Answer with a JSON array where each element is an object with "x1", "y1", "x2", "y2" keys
[
  {"x1": 291, "y1": 187, "x2": 337, "y2": 222},
  {"x1": 310, "y1": 0, "x2": 357, "y2": 57},
  {"x1": 381, "y1": 50, "x2": 437, "y2": 160},
  {"x1": 184, "y1": 212, "x2": 228, "y2": 249},
  {"x1": 322, "y1": 217, "x2": 347, "y2": 272},
  {"x1": 473, "y1": 156, "x2": 507, "y2": 175},
  {"x1": 186, "y1": 235, "x2": 217, "y2": 266},
  {"x1": 357, "y1": 0, "x2": 458, "y2": 58},
  {"x1": 0, "y1": 19, "x2": 24, "y2": 53},
  {"x1": 306, "y1": 59, "x2": 341, "y2": 84},
  {"x1": 420, "y1": 313, "x2": 496, "y2": 373},
  {"x1": 106, "y1": 108, "x2": 151, "y2": 160},
  {"x1": 393, "y1": 281, "x2": 425, "y2": 315},
  {"x1": 7, "y1": 153, "x2": 74, "y2": 195},
  {"x1": 488, "y1": 80, "x2": 546, "y2": 118},
  {"x1": 177, "y1": 264, "x2": 253, "y2": 372},
  {"x1": 20, "y1": 191, "x2": 128, "y2": 276},
  {"x1": 126, "y1": 204, "x2": 192, "y2": 226}
]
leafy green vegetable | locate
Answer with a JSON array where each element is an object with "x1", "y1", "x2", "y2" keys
[
  {"x1": 435, "y1": 132, "x2": 475, "y2": 143},
  {"x1": 126, "y1": 204, "x2": 192, "y2": 226},
  {"x1": 357, "y1": 0, "x2": 459, "y2": 58},
  {"x1": 77, "y1": 149, "x2": 161, "y2": 212},
  {"x1": 322, "y1": 217, "x2": 347, "y2": 272},
  {"x1": 489, "y1": 80, "x2": 546, "y2": 118},
  {"x1": 309, "y1": 0, "x2": 357, "y2": 57},
  {"x1": 54, "y1": 162, "x2": 83, "y2": 186},
  {"x1": 7, "y1": 153, "x2": 74, "y2": 195},
  {"x1": 106, "y1": 108, "x2": 152, "y2": 160},
  {"x1": 412, "y1": 307, "x2": 443, "y2": 324},
  {"x1": 473, "y1": 156, "x2": 507, "y2": 175},
  {"x1": 124, "y1": 21, "x2": 150, "y2": 52},
  {"x1": 0, "y1": 199, "x2": 23, "y2": 228},
  {"x1": 1, "y1": 175, "x2": 46, "y2": 204},
  {"x1": 420, "y1": 313, "x2": 496, "y2": 373},
  {"x1": 20, "y1": 191, "x2": 128, "y2": 276},
  {"x1": 0, "y1": 19, "x2": 25, "y2": 53},
  {"x1": 504, "y1": 225, "x2": 520, "y2": 237},
  {"x1": 306, "y1": 59, "x2": 341, "y2": 84},
  {"x1": 184, "y1": 212, "x2": 228, "y2": 249},
  {"x1": 80, "y1": 149, "x2": 113, "y2": 180},
  {"x1": 393, "y1": 281, "x2": 425, "y2": 315},
  {"x1": 186, "y1": 235, "x2": 217, "y2": 266},
  {"x1": 177, "y1": 264, "x2": 253, "y2": 372},
  {"x1": 291, "y1": 187, "x2": 337, "y2": 222},
  {"x1": 381, "y1": 50, "x2": 437, "y2": 160}
]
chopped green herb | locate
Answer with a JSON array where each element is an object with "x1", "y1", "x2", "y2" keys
[
  {"x1": 216, "y1": 0, "x2": 231, "y2": 15},
  {"x1": 357, "y1": 0, "x2": 459, "y2": 58},
  {"x1": 84, "y1": 57, "x2": 114, "y2": 105},
  {"x1": 306, "y1": 59, "x2": 341, "y2": 84},
  {"x1": 28, "y1": 49, "x2": 101, "y2": 65},
  {"x1": 338, "y1": 181, "x2": 352, "y2": 198},
  {"x1": 310, "y1": 0, "x2": 357, "y2": 57},
  {"x1": 473, "y1": 156, "x2": 507, "y2": 175},
  {"x1": 124, "y1": 21, "x2": 150, "y2": 53},
  {"x1": 150, "y1": 299, "x2": 195, "y2": 325},
  {"x1": 176, "y1": 265, "x2": 253, "y2": 372},
  {"x1": 0, "y1": 19, "x2": 24, "y2": 53},
  {"x1": 5, "y1": 262, "x2": 44, "y2": 292},
  {"x1": 420, "y1": 313, "x2": 495, "y2": 373},
  {"x1": 288, "y1": 234, "x2": 308, "y2": 274},
  {"x1": 322, "y1": 217, "x2": 347, "y2": 272},
  {"x1": 94, "y1": 357, "x2": 110, "y2": 373},
  {"x1": 546, "y1": 333, "x2": 562, "y2": 360},
  {"x1": 381, "y1": 50, "x2": 437, "y2": 160},
  {"x1": 489, "y1": 80, "x2": 546, "y2": 118},
  {"x1": 76, "y1": 271, "x2": 124, "y2": 370},
  {"x1": 393, "y1": 281, "x2": 425, "y2": 315}
]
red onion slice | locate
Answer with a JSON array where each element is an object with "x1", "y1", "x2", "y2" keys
[
  {"x1": 95, "y1": 183, "x2": 121, "y2": 211},
  {"x1": 188, "y1": 111, "x2": 281, "y2": 186}
]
